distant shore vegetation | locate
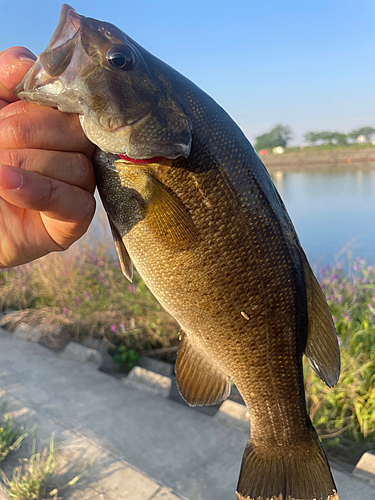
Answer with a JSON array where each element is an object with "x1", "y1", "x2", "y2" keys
[{"x1": 255, "y1": 124, "x2": 375, "y2": 154}]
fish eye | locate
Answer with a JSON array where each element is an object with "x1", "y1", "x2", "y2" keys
[{"x1": 107, "y1": 46, "x2": 135, "y2": 70}]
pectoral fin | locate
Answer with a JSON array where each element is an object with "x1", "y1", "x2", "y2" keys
[
  {"x1": 175, "y1": 331, "x2": 231, "y2": 406},
  {"x1": 303, "y1": 258, "x2": 340, "y2": 387},
  {"x1": 146, "y1": 176, "x2": 198, "y2": 250},
  {"x1": 108, "y1": 217, "x2": 133, "y2": 282}
]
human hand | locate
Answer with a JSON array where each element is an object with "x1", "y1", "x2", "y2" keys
[{"x1": 0, "y1": 46, "x2": 96, "y2": 268}]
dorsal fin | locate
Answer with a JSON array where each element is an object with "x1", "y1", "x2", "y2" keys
[
  {"x1": 175, "y1": 331, "x2": 231, "y2": 406},
  {"x1": 108, "y1": 217, "x2": 133, "y2": 282},
  {"x1": 303, "y1": 258, "x2": 340, "y2": 387}
]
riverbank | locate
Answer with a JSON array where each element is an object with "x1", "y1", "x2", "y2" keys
[{"x1": 262, "y1": 147, "x2": 375, "y2": 173}]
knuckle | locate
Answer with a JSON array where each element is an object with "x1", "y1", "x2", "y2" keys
[
  {"x1": 0, "y1": 149, "x2": 21, "y2": 167},
  {"x1": 70, "y1": 152, "x2": 96, "y2": 192},
  {"x1": 68, "y1": 114, "x2": 95, "y2": 156},
  {"x1": 80, "y1": 191, "x2": 96, "y2": 223},
  {"x1": 0, "y1": 114, "x2": 32, "y2": 149},
  {"x1": 42, "y1": 178, "x2": 60, "y2": 210}
]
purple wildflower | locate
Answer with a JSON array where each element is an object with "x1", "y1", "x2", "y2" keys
[
  {"x1": 337, "y1": 336, "x2": 342, "y2": 346},
  {"x1": 110, "y1": 324, "x2": 118, "y2": 334},
  {"x1": 63, "y1": 307, "x2": 69, "y2": 314},
  {"x1": 120, "y1": 323, "x2": 126, "y2": 333},
  {"x1": 127, "y1": 284, "x2": 136, "y2": 294}
]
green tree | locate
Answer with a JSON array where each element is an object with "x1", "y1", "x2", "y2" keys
[
  {"x1": 304, "y1": 130, "x2": 348, "y2": 145},
  {"x1": 304, "y1": 131, "x2": 320, "y2": 145},
  {"x1": 255, "y1": 124, "x2": 292, "y2": 150},
  {"x1": 347, "y1": 126, "x2": 375, "y2": 142},
  {"x1": 331, "y1": 132, "x2": 348, "y2": 145}
]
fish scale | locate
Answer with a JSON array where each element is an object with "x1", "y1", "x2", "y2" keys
[{"x1": 14, "y1": 5, "x2": 340, "y2": 499}]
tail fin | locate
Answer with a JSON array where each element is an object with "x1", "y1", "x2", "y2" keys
[{"x1": 236, "y1": 432, "x2": 339, "y2": 500}]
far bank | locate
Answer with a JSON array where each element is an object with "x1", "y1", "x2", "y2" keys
[{"x1": 261, "y1": 147, "x2": 375, "y2": 173}]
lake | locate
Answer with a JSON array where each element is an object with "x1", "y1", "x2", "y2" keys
[
  {"x1": 271, "y1": 167, "x2": 375, "y2": 271},
  {"x1": 89, "y1": 166, "x2": 375, "y2": 274}
]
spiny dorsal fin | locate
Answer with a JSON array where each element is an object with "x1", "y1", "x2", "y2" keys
[
  {"x1": 146, "y1": 176, "x2": 198, "y2": 250},
  {"x1": 175, "y1": 331, "x2": 231, "y2": 406},
  {"x1": 303, "y1": 257, "x2": 340, "y2": 387},
  {"x1": 108, "y1": 217, "x2": 133, "y2": 282}
]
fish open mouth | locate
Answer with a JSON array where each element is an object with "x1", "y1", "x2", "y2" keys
[
  {"x1": 13, "y1": 4, "x2": 83, "y2": 101},
  {"x1": 46, "y1": 4, "x2": 82, "y2": 51}
]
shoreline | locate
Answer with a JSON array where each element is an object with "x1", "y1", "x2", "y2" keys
[{"x1": 261, "y1": 148, "x2": 375, "y2": 173}]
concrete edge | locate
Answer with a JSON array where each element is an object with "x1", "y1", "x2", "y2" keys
[{"x1": 123, "y1": 366, "x2": 250, "y2": 432}]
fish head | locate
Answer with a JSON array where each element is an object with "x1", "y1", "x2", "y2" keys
[{"x1": 14, "y1": 4, "x2": 191, "y2": 160}]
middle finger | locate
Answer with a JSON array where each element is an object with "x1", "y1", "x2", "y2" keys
[
  {"x1": 0, "y1": 105, "x2": 95, "y2": 157},
  {"x1": 0, "y1": 149, "x2": 96, "y2": 194}
]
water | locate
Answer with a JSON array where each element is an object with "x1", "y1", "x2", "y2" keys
[
  {"x1": 89, "y1": 167, "x2": 375, "y2": 272},
  {"x1": 271, "y1": 168, "x2": 375, "y2": 271}
]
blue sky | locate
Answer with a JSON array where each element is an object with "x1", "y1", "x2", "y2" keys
[{"x1": 1, "y1": 0, "x2": 374, "y2": 145}]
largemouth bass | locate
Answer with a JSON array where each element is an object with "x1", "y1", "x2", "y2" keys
[{"x1": 15, "y1": 5, "x2": 341, "y2": 500}]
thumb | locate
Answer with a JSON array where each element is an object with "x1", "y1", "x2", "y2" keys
[{"x1": 0, "y1": 47, "x2": 37, "y2": 103}]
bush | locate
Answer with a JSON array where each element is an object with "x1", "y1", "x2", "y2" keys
[{"x1": 304, "y1": 254, "x2": 375, "y2": 462}]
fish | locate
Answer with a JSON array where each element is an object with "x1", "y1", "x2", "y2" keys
[{"x1": 14, "y1": 5, "x2": 341, "y2": 500}]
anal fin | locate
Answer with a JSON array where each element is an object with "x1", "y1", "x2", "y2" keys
[
  {"x1": 175, "y1": 331, "x2": 230, "y2": 406},
  {"x1": 108, "y1": 217, "x2": 133, "y2": 282},
  {"x1": 303, "y1": 257, "x2": 340, "y2": 387}
]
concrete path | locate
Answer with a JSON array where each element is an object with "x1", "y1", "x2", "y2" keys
[{"x1": 0, "y1": 327, "x2": 373, "y2": 500}]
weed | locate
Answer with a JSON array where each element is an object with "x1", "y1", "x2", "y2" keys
[
  {"x1": 0, "y1": 430, "x2": 94, "y2": 500},
  {"x1": 1, "y1": 431, "x2": 61, "y2": 499},
  {"x1": 0, "y1": 416, "x2": 28, "y2": 464},
  {"x1": 112, "y1": 345, "x2": 141, "y2": 371}
]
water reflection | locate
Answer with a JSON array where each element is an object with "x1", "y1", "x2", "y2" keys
[{"x1": 271, "y1": 168, "x2": 375, "y2": 270}]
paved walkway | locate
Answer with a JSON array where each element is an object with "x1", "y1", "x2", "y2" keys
[{"x1": 0, "y1": 327, "x2": 373, "y2": 500}]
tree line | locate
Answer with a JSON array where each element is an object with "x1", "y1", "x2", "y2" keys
[{"x1": 254, "y1": 124, "x2": 375, "y2": 151}]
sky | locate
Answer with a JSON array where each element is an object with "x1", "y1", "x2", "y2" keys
[{"x1": 1, "y1": 0, "x2": 374, "y2": 146}]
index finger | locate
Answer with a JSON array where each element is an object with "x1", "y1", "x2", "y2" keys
[{"x1": 0, "y1": 47, "x2": 36, "y2": 103}]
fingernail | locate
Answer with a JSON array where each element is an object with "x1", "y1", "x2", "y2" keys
[
  {"x1": 5, "y1": 47, "x2": 37, "y2": 63},
  {"x1": 18, "y1": 51, "x2": 37, "y2": 63},
  {"x1": 0, "y1": 47, "x2": 37, "y2": 91},
  {"x1": 0, "y1": 165, "x2": 23, "y2": 190}
]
